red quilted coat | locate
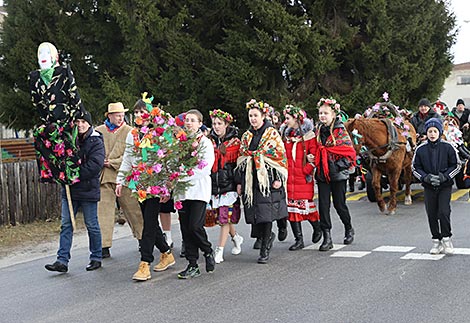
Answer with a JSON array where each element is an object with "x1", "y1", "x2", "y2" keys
[{"x1": 283, "y1": 127, "x2": 317, "y2": 200}]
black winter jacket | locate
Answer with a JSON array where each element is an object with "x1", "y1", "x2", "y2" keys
[
  {"x1": 62, "y1": 127, "x2": 105, "y2": 201},
  {"x1": 411, "y1": 110, "x2": 440, "y2": 135},
  {"x1": 210, "y1": 126, "x2": 239, "y2": 196},
  {"x1": 412, "y1": 139, "x2": 461, "y2": 189}
]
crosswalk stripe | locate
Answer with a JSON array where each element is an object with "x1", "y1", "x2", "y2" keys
[
  {"x1": 330, "y1": 251, "x2": 371, "y2": 258},
  {"x1": 400, "y1": 253, "x2": 445, "y2": 260},
  {"x1": 372, "y1": 246, "x2": 415, "y2": 252},
  {"x1": 453, "y1": 248, "x2": 470, "y2": 255}
]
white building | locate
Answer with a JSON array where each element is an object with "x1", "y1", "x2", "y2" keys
[{"x1": 440, "y1": 62, "x2": 470, "y2": 108}]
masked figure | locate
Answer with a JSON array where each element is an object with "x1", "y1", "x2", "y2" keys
[{"x1": 29, "y1": 42, "x2": 85, "y2": 184}]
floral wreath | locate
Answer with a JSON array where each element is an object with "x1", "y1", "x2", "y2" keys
[
  {"x1": 246, "y1": 99, "x2": 271, "y2": 115},
  {"x1": 209, "y1": 108, "x2": 234, "y2": 124},
  {"x1": 283, "y1": 104, "x2": 305, "y2": 123},
  {"x1": 361, "y1": 92, "x2": 411, "y2": 138},
  {"x1": 317, "y1": 97, "x2": 341, "y2": 113}
]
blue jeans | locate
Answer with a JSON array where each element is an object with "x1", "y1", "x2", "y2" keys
[{"x1": 57, "y1": 197, "x2": 102, "y2": 265}]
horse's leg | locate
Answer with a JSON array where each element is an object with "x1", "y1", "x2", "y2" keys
[
  {"x1": 372, "y1": 166, "x2": 386, "y2": 213},
  {"x1": 387, "y1": 169, "x2": 400, "y2": 215},
  {"x1": 403, "y1": 159, "x2": 413, "y2": 205}
]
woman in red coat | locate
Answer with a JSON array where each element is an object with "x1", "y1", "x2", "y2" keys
[{"x1": 280, "y1": 105, "x2": 321, "y2": 250}]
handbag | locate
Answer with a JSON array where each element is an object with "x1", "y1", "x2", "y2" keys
[{"x1": 204, "y1": 208, "x2": 217, "y2": 227}]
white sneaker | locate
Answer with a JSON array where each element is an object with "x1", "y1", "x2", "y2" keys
[
  {"x1": 231, "y1": 233, "x2": 244, "y2": 255},
  {"x1": 442, "y1": 237, "x2": 454, "y2": 255},
  {"x1": 429, "y1": 239, "x2": 444, "y2": 254},
  {"x1": 214, "y1": 247, "x2": 224, "y2": 264}
]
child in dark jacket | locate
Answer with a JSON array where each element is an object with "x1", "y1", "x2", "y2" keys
[{"x1": 412, "y1": 118, "x2": 461, "y2": 255}]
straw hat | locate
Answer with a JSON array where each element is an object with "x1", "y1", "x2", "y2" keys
[{"x1": 105, "y1": 102, "x2": 129, "y2": 116}]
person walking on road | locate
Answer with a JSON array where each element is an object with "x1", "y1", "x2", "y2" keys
[
  {"x1": 116, "y1": 100, "x2": 175, "y2": 281},
  {"x1": 236, "y1": 99, "x2": 288, "y2": 264},
  {"x1": 176, "y1": 109, "x2": 216, "y2": 279},
  {"x1": 45, "y1": 110, "x2": 105, "y2": 273},
  {"x1": 95, "y1": 102, "x2": 143, "y2": 258},
  {"x1": 314, "y1": 98, "x2": 356, "y2": 251},
  {"x1": 412, "y1": 118, "x2": 461, "y2": 254},
  {"x1": 208, "y1": 109, "x2": 244, "y2": 264},
  {"x1": 280, "y1": 105, "x2": 321, "y2": 251}
]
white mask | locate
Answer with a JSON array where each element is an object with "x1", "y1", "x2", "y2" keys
[{"x1": 37, "y1": 42, "x2": 58, "y2": 70}]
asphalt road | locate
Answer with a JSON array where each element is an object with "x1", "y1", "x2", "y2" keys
[{"x1": 1, "y1": 186, "x2": 470, "y2": 323}]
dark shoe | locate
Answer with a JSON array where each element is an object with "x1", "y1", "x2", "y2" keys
[
  {"x1": 258, "y1": 232, "x2": 276, "y2": 264},
  {"x1": 204, "y1": 252, "x2": 216, "y2": 273},
  {"x1": 348, "y1": 184, "x2": 355, "y2": 192},
  {"x1": 102, "y1": 247, "x2": 110, "y2": 259},
  {"x1": 310, "y1": 221, "x2": 323, "y2": 244},
  {"x1": 45, "y1": 261, "x2": 68, "y2": 273},
  {"x1": 253, "y1": 238, "x2": 262, "y2": 250},
  {"x1": 179, "y1": 242, "x2": 186, "y2": 258},
  {"x1": 289, "y1": 222, "x2": 304, "y2": 251},
  {"x1": 86, "y1": 260, "x2": 102, "y2": 271},
  {"x1": 319, "y1": 230, "x2": 333, "y2": 251},
  {"x1": 116, "y1": 217, "x2": 126, "y2": 225},
  {"x1": 278, "y1": 227, "x2": 288, "y2": 242},
  {"x1": 177, "y1": 265, "x2": 201, "y2": 279},
  {"x1": 289, "y1": 240, "x2": 304, "y2": 251},
  {"x1": 344, "y1": 227, "x2": 355, "y2": 245}
]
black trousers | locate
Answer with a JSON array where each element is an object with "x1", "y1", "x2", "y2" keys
[
  {"x1": 276, "y1": 217, "x2": 287, "y2": 229},
  {"x1": 317, "y1": 180, "x2": 352, "y2": 231},
  {"x1": 179, "y1": 200, "x2": 212, "y2": 266},
  {"x1": 424, "y1": 186, "x2": 452, "y2": 239},
  {"x1": 139, "y1": 198, "x2": 170, "y2": 263}
]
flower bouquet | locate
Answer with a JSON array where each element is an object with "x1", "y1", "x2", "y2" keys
[{"x1": 122, "y1": 94, "x2": 206, "y2": 207}]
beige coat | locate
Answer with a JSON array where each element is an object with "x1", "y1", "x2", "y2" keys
[{"x1": 95, "y1": 123, "x2": 133, "y2": 184}]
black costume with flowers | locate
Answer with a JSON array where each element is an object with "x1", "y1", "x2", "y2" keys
[{"x1": 29, "y1": 64, "x2": 84, "y2": 184}]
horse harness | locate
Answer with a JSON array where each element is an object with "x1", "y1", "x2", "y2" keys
[{"x1": 366, "y1": 118, "x2": 406, "y2": 164}]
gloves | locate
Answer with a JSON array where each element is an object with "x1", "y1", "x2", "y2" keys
[
  {"x1": 438, "y1": 172, "x2": 447, "y2": 184},
  {"x1": 423, "y1": 174, "x2": 440, "y2": 186}
]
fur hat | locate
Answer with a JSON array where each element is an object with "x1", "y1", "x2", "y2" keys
[
  {"x1": 105, "y1": 102, "x2": 129, "y2": 116},
  {"x1": 76, "y1": 109, "x2": 93, "y2": 126},
  {"x1": 418, "y1": 98, "x2": 431, "y2": 108},
  {"x1": 425, "y1": 117, "x2": 443, "y2": 135},
  {"x1": 456, "y1": 99, "x2": 465, "y2": 106}
]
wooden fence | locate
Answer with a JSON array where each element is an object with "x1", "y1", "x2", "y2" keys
[{"x1": 0, "y1": 160, "x2": 61, "y2": 226}]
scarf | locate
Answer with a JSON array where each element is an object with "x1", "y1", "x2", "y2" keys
[
  {"x1": 315, "y1": 125, "x2": 356, "y2": 182},
  {"x1": 105, "y1": 118, "x2": 123, "y2": 132},
  {"x1": 237, "y1": 126, "x2": 287, "y2": 206},
  {"x1": 212, "y1": 136, "x2": 241, "y2": 173},
  {"x1": 39, "y1": 67, "x2": 54, "y2": 85}
]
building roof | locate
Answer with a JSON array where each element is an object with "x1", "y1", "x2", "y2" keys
[{"x1": 453, "y1": 62, "x2": 470, "y2": 71}]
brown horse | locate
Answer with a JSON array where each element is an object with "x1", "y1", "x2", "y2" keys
[{"x1": 345, "y1": 118, "x2": 417, "y2": 215}]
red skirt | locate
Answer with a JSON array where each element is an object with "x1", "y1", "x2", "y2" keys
[{"x1": 287, "y1": 198, "x2": 319, "y2": 222}]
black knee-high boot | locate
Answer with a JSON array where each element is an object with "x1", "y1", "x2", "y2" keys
[
  {"x1": 258, "y1": 225, "x2": 275, "y2": 264},
  {"x1": 289, "y1": 221, "x2": 304, "y2": 251},
  {"x1": 319, "y1": 229, "x2": 333, "y2": 251},
  {"x1": 309, "y1": 220, "x2": 322, "y2": 244}
]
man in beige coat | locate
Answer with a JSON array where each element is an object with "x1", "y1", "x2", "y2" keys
[{"x1": 95, "y1": 102, "x2": 143, "y2": 258}]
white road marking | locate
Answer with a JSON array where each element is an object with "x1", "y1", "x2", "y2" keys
[
  {"x1": 303, "y1": 244, "x2": 346, "y2": 251},
  {"x1": 372, "y1": 246, "x2": 416, "y2": 253},
  {"x1": 400, "y1": 253, "x2": 445, "y2": 260},
  {"x1": 330, "y1": 251, "x2": 371, "y2": 258},
  {"x1": 452, "y1": 248, "x2": 470, "y2": 255}
]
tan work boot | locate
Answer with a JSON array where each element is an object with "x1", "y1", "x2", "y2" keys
[
  {"x1": 153, "y1": 251, "x2": 176, "y2": 272},
  {"x1": 132, "y1": 261, "x2": 151, "y2": 281}
]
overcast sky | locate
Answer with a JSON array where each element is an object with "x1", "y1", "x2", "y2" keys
[{"x1": 0, "y1": 0, "x2": 468, "y2": 63}]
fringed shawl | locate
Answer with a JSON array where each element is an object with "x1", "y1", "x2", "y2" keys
[{"x1": 237, "y1": 126, "x2": 287, "y2": 206}]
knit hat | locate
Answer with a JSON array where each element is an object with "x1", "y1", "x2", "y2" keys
[
  {"x1": 418, "y1": 98, "x2": 431, "y2": 108},
  {"x1": 424, "y1": 117, "x2": 443, "y2": 135},
  {"x1": 456, "y1": 99, "x2": 465, "y2": 106},
  {"x1": 76, "y1": 109, "x2": 93, "y2": 126}
]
